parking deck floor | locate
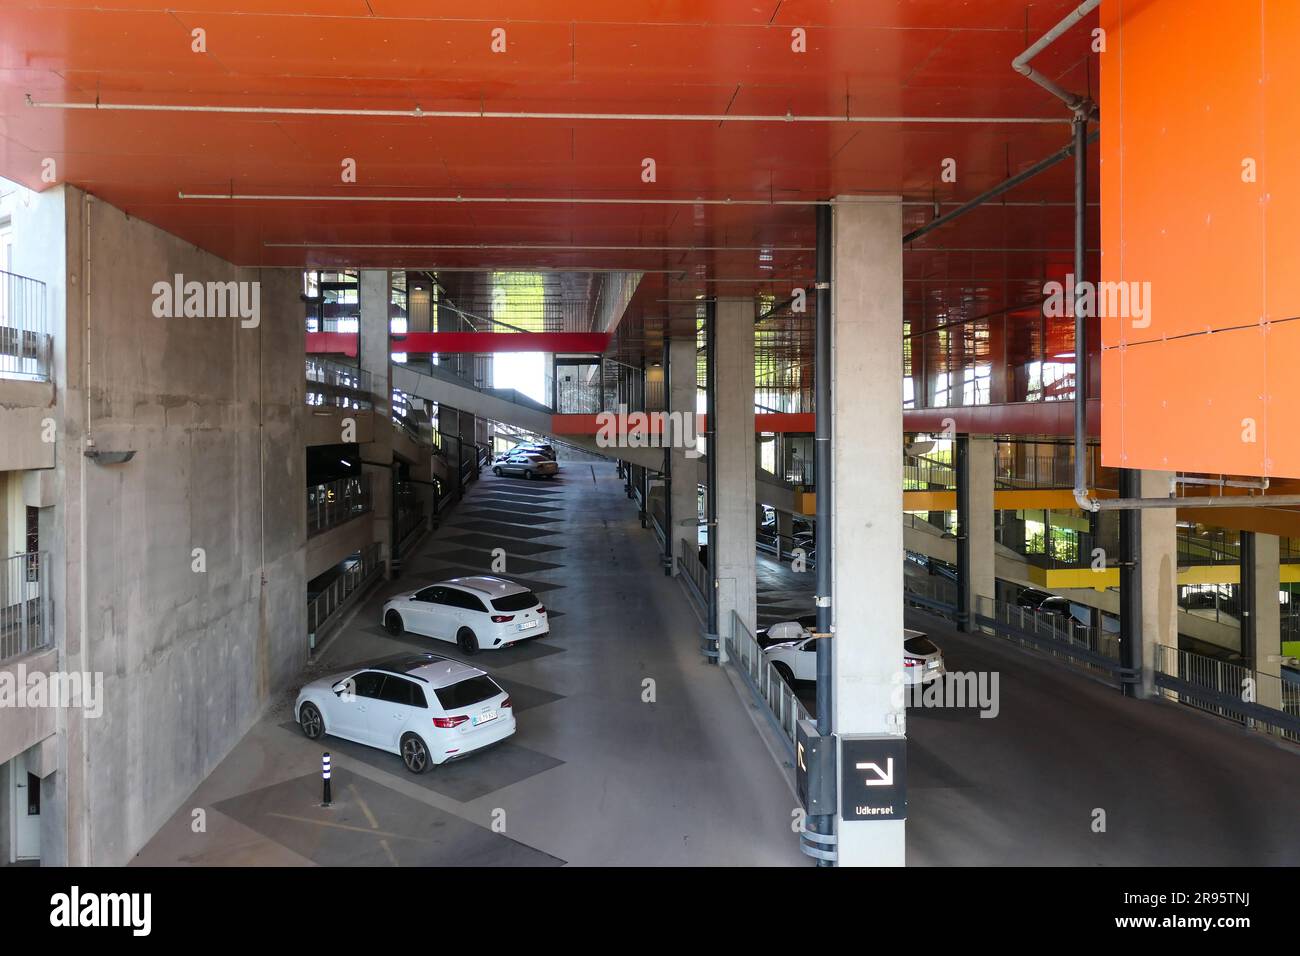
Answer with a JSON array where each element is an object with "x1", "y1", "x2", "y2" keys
[
  {"x1": 134, "y1": 462, "x2": 807, "y2": 867},
  {"x1": 755, "y1": 553, "x2": 1300, "y2": 865}
]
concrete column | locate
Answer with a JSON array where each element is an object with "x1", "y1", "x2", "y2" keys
[
  {"x1": 830, "y1": 195, "x2": 905, "y2": 866},
  {"x1": 958, "y1": 435, "x2": 996, "y2": 629},
  {"x1": 1251, "y1": 533, "x2": 1282, "y2": 709},
  {"x1": 359, "y1": 269, "x2": 393, "y2": 575},
  {"x1": 668, "y1": 335, "x2": 699, "y2": 572},
  {"x1": 1138, "y1": 470, "x2": 1178, "y2": 696},
  {"x1": 714, "y1": 297, "x2": 756, "y2": 656}
]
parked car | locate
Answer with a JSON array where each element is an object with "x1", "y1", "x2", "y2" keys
[
  {"x1": 513, "y1": 441, "x2": 556, "y2": 461},
  {"x1": 759, "y1": 617, "x2": 944, "y2": 686},
  {"x1": 382, "y1": 576, "x2": 549, "y2": 653},
  {"x1": 493, "y1": 452, "x2": 558, "y2": 479},
  {"x1": 1016, "y1": 587, "x2": 1055, "y2": 611},
  {"x1": 295, "y1": 653, "x2": 514, "y2": 773}
]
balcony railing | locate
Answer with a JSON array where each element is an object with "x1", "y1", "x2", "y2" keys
[
  {"x1": 0, "y1": 270, "x2": 52, "y2": 382},
  {"x1": 305, "y1": 357, "x2": 372, "y2": 410},
  {"x1": 307, "y1": 475, "x2": 372, "y2": 537},
  {"x1": 307, "y1": 542, "x2": 382, "y2": 648},
  {"x1": 1, "y1": 552, "x2": 50, "y2": 664}
]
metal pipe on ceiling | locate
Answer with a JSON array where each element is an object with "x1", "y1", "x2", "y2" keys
[
  {"x1": 902, "y1": 129, "x2": 1098, "y2": 245},
  {"x1": 28, "y1": 96, "x2": 1069, "y2": 125},
  {"x1": 181, "y1": 191, "x2": 828, "y2": 207},
  {"x1": 1011, "y1": 1, "x2": 1103, "y2": 116}
]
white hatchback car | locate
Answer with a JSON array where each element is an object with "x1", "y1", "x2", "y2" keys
[
  {"x1": 760, "y1": 619, "x2": 944, "y2": 686},
  {"x1": 382, "y1": 576, "x2": 550, "y2": 653},
  {"x1": 295, "y1": 654, "x2": 515, "y2": 773}
]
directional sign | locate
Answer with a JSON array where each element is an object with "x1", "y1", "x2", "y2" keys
[{"x1": 839, "y1": 735, "x2": 906, "y2": 821}]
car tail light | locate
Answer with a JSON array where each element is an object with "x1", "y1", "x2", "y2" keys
[
  {"x1": 433, "y1": 715, "x2": 469, "y2": 728},
  {"x1": 536, "y1": 606, "x2": 546, "y2": 615},
  {"x1": 491, "y1": 614, "x2": 515, "y2": 623},
  {"x1": 904, "y1": 658, "x2": 919, "y2": 667},
  {"x1": 501, "y1": 696, "x2": 512, "y2": 708}
]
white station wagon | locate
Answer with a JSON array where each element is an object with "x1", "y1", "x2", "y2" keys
[
  {"x1": 296, "y1": 654, "x2": 514, "y2": 773},
  {"x1": 382, "y1": 576, "x2": 550, "y2": 654}
]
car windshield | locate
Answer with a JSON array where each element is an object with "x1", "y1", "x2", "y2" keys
[
  {"x1": 434, "y1": 675, "x2": 502, "y2": 711},
  {"x1": 492, "y1": 591, "x2": 539, "y2": 612}
]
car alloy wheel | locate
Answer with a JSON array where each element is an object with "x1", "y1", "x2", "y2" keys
[
  {"x1": 385, "y1": 610, "x2": 404, "y2": 636},
  {"x1": 457, "y1": 627, "x2": 479, "y2": 655},
  {"x1": 401, "y1": 733, "x2": 430, "y2": 774},
  {"x1": 299, "y1": 703, "x2": 324, "y2": 740},
  {"x1": 524, "y1": 469, "x2": 534, "y2": 480},
  {"x1": 493, "y1": 466, "x2": 503, "y2": 476}
]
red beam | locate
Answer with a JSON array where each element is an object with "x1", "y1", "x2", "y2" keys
[
  {"x1": 391, "y1": 331, "x2": 610, "y2": 354},
  {"x1": 903, "y1": 400, "x2": 1100, "y2": 437},
  {"x1": 551, "y1": 403, "x2": 1097, "y2": 437},
  {"x1": 305, "y1": 331, "x2": 358, "y2": 357}
]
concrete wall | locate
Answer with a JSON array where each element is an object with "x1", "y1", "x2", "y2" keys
[{"x1": 39, "y1": 188, "x2": 305, "y2": 865}]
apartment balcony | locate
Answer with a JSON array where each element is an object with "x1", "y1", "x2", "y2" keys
[{"x1": 0, "y1": 270, "x2": 55, "y2": 471}]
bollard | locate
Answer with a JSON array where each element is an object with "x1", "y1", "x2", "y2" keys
[{"x1": 321, "y1": 752, "x2": 332, "y2": 807}]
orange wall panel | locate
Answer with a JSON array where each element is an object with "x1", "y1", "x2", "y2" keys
[{"x1": 1100, "y1": 0, "x2": 1297, "y2": 477}]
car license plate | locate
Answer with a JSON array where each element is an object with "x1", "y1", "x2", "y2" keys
[
  {"x1": 926, "y1": 660, "x2": 941, "y2": 669},
  {"x1": 518, "y1": 619, "x2": 539, "y2": 631},
  {"x1": 473, "y1": 710, "x2": 497, "y2": 726}
]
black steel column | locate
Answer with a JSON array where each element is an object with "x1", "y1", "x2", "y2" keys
[
  {"x1": 811, "y1": 202, "x2": 834, "y2": 864},
  {"x1": 705, "y1": 298, "x2": 719, "y2": 659},
  {"x1": 1119, "y1": 467, "x2": 1142, "y2": 695},
  {"x1": 662, "y1": 335, "x2": 673, "y2": 574},
  {"x1": 1240, "y1": 530, "x2": 1257, "y2": 668},
  {"x1": 955, "y1": 433, "x2": 972, "y2": 631}
]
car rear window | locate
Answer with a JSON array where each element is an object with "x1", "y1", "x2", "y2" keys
[
  {"x1": 904, "y1": 636, "x2": 938, "y2": 656},
  {"x1": 492, "y1": 591, "x2": 540, "y2": 612},
  {"x1": 435, "y1": 675, "x2": 502, "y2": 711}
]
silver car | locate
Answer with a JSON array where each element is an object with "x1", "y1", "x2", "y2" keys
[{"x1": 492, "y1": 452, "x2": 558, "y2": 480}]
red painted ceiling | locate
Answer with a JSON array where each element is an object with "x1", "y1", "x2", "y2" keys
[{"x1": 0, "y1": 0, "x2": 1100, "y2": 353}]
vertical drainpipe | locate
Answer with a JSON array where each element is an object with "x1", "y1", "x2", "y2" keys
[
  {"x1": 955, "y1": 433, "x2": 971, "y2": 631},
  {"x1": 662, "y1": 335, "x2": 673, "y2": 575},
  {"x1": 812, "y1": 203, "x2": 834, "y2": 863},
  {"x1": 1071, "y1": 107, "x2": 1094, "y2": 513},
  {"x1": 1119, "y1": 467, "x2": 1142, "y2": 694},
  {"x1": 705, "y1": 298, "x2": 720, "y2": 660}
]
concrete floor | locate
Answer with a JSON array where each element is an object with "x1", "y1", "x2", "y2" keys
[
  {"x1": 134, "y1": 462, "x2": 807, "y2": 866},
  {"x1": 754, "y1": 553, "x2": 1300, "y2": 865}
]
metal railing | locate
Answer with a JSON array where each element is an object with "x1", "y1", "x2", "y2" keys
[
  {"x1": 973, "y1": 593, "x2": 1125, "y2": 682},
  {"x1": 305, "y1": 357, "x2": 372, "y2": 410},
  {"x1": 0, "y1": 552, "x2": 50, "y2": 664},
  {"x1": 903, "y1": 454, "x2": 956, "y2": 490},
  {"x1": 306, "y1": 475, "x2": 373, "y2": 537},
  {"x1": 0, "y1": 269, "x2": 52, "y2": 382},
  {"x1": 394, "y1": 481, "x2": 427, "y2": 550},
  {"x1": 307, "y1": 542, "x2": 383, "y2": 648},
  {"x1": 903, "y1": 571, "x2": 959, "y2": 615},
  {"x1": 1154, "y1": 644, "x2": 1300, "y2": 743},
  {"x1": 725, "y1": 609, "x2": 814, "y2": 758},
  {"x1": 677, "y1": 537, "x2": 710, "y2": 611}
]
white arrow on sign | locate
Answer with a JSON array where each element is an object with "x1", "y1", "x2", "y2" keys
[{"x1": 856, "y1": 758, "x2": 894, "y2": 787}]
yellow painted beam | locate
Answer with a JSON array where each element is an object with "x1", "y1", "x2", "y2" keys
[{"x1": 1042, "y1": 563, "x2": 1300, "y2": 589}]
